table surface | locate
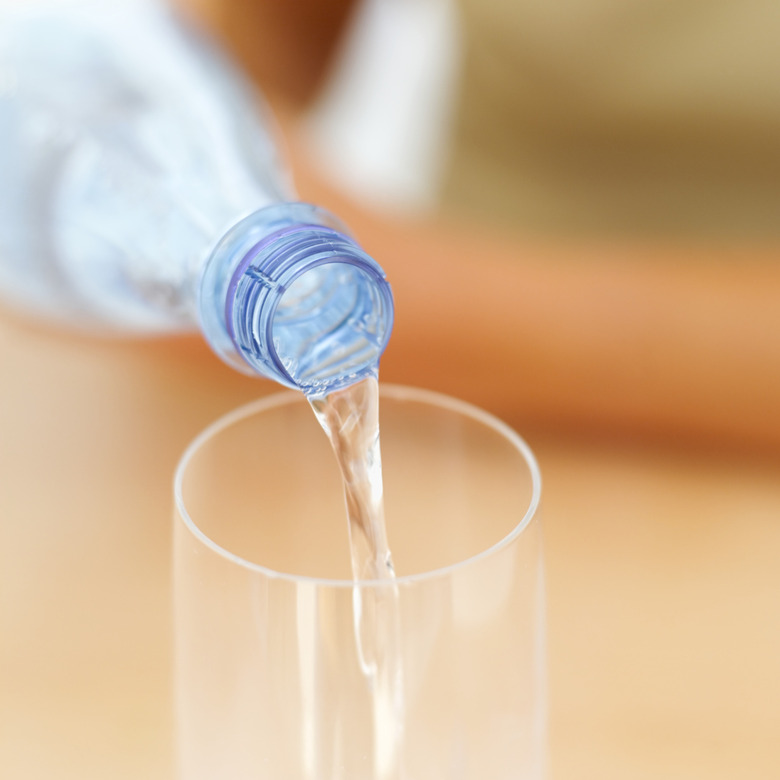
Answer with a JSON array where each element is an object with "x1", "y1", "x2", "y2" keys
[{"x1": 1, "y1": 309, "x2": 778, "y2": 780}]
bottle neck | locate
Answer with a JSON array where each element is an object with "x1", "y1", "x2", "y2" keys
[{"x1": 198, "y1": 203, "x2": 394, "y2": 394}]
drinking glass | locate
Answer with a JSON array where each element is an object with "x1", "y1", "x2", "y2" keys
[{"x1": 173, "y1": 385, "x2": 544, "y2": 779}]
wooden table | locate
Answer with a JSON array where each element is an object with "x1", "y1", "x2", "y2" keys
[{"x1": 1, "y1": 310, "x2": 778, "y2": 779}]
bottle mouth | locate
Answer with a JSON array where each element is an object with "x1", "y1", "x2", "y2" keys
[{"x1": 227, "y1": 224, "x2": 394, "y2": 394}]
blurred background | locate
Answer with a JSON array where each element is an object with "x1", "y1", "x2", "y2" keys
[
  {"x1": 1, "y1": 0, "x2": 779, "y2": 778},
  {"x1": 180, "y1": 0, "x2": 780, "y2": 449},
  {"x1": 191, "y1": 0, "x2": 780, "y2": 239}
]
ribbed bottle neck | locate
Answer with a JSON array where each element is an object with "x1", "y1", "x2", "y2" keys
[
  {"x1": 224, "y1": 222, "x2": 341, "y2": 343},
  {"x1": 198, "y1": 204, "x2": 394, "y2": 394}
]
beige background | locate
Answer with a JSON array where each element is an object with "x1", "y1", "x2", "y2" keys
[
  {"x1": 1, "y1": 309, "x2": 778, "y2": 779},
  {"x1": 444, "y1": 0, "x2": 780, "y2": 238}
]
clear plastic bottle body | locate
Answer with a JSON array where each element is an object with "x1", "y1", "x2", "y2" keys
[
  {"x1": 0, "y1": 0, "x2": 393, "y2": 392},
  {"x1": 0, "y1": 0, "x2": 290, "y2": 330}
]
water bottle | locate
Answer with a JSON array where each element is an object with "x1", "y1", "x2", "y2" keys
[{"x1": 0, "y1": 0, "x2": 394, "y2": 395}]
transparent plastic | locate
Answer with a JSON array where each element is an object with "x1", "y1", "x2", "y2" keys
[
  {"x1": 200, "y1": 204, "x2": 393, "y2": 394},
  {"x1": 0, "y1": 0, "x2": 393, "y2": 392},
  {"x1": 174, "y1": 386, "x2": 546, "y2": 779}
]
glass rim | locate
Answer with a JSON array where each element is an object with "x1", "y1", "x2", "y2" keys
[{"x1": 173, "y1": 383, "x2": 542, "y2": 588}]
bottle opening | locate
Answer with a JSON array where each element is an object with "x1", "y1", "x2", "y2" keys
[
  {"x1": 220, "y1": 217, "x2": 394, "y2": 394},
  {"x1": 271, "y1": 261, "x2": 391, "y2": 393}
]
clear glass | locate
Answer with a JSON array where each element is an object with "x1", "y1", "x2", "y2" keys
[{"x1": 173, "y1": 385, "x2": 545, "y2": 779}]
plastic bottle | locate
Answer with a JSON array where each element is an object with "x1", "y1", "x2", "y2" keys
[{"x1": 0, "y1": 0, "x2": 394, "y2": 395}]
